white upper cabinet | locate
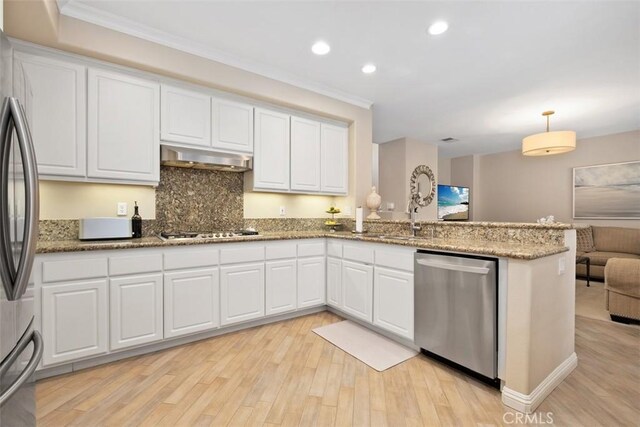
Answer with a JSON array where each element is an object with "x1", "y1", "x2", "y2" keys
[
  {"x1": 87, "y1": 68, "x2": 160, "y2": 183},
  {"x1": 14, "y1": 52, "x2": 86, "y2": 178},
  {"x1": 290, "y1": 116, "x2": 321, "y2": 192},
  {"x1": 321, "y1": 123, "x2": 348, "y2": 195},
  {"x1": 253, "y1": 108, "x2": 290, "y2": 191},
  {"x1": 161, "y1": 84, "x2": 211, "y2": 147},
  {"x1": 212, "y1": 98, "x2": 254, "y2": 153}
]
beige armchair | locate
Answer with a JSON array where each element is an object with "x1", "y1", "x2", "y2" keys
[{"x1": 605, "y1": 258, "x2": 640, "y2": 323}]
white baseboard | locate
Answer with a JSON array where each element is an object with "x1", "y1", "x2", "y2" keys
[{"x1": 502, "y1": 352, "x2": 578, "y2": 414}]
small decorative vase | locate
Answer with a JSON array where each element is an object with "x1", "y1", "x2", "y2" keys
[{"x1": 366, "y1": 186, "x2": 382, "y2": 220}]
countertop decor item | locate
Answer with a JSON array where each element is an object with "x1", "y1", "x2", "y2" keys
[
  {"x1": 522, "y1": 111, "x2": 576, "y2": 156},
  {"x1": 325, "y1": 206, "x2": 342, "y2": 232},
  {"x1": 132, "y1": 201, "x2": 142, "y2": 238},
  {"x1": 366, "y1": 186, "x2": 382, "y2": 219},
  {"x1": 409, "y1": 165, "x2": 436, "y2": 207}
]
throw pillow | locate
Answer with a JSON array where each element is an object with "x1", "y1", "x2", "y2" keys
[{"x1": 576, "y1": 226, "x2": 596, "y2": 253}]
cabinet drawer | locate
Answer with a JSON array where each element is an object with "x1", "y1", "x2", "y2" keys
[
  {"x1": 265, "y1": 243, "x2": 297, "y2": 260},
  {"x1": 42, "y1": 257, "x2": 108, "y2": 283},
  {"x1": 298, "y1": 240, "x2": 325, "y2": 258},
  {"x1": 164, "y1": 249, "x2": 219, "y2": 270},
  {"x1": 109, "y1": 254, "x2": 162, "y2": 276},
  {"x1": 327, "y1": 241, "x2": 342, "y2": 258},
  {"x1": 220, "y1": 245, "x2": 264, "y2": 264},
  {"x1": 375, "y1": 248, "x2": 415, "y2": 272},
  {"x1": 343, "y1": 244, "x2": 374, "y2": 264}
]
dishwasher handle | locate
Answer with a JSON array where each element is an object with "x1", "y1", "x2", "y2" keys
[{"x1": 416, "y1": 258, "x2": 490, "y2": 275}]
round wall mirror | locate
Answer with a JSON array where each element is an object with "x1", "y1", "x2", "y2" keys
[{"x1": 409, "y1": 165, "x2": 436, "y2": 207}]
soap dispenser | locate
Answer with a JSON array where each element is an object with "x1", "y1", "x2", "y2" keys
[{"x1": 132, "y1": 201, "x2": 142, "y2": 238}]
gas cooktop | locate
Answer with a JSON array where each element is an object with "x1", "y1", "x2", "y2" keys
[{"x1": 159, "y1": 230, "x2": 259, "y2": 241}]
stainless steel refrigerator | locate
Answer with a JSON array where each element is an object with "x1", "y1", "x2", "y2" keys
[{"x1": 0, "y1": 32, "x2": 43, "y2": 427}]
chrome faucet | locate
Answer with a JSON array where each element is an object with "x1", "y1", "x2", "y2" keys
[{"x1": 407, "y1": 198, "x2": 421, "y2": 237}]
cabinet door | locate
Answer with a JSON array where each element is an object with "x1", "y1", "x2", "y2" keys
[
  {"x1": 87, "y1": 68, "x2": 160, "y2": 183},
  {"x1": 164, "y1": 268, "x2": 219, "y2": 338},
  {"x1": 41, "y1": 280, "x2": 108, "y2": 365},
  {"x1": 110, "y1": 274, "x2": 163, "y2": 350},
  {"x1": 321, "y1": 123, "x2": 348, "y2": 194},
  {"x1": 161, "y1": 85, "x2": 211, "y2": 147},
  {"x1": 341, "y1": 260, "x2": 373, "y2": 322},
  {"x1": 15, "y1": 52, "x2": 86, "y2": 177},
  {"x1": 373, "y1": 267, "x2": 414, "y2": 340},
  {"x1": 298, "y1": 257, "x2": 326, "y2": 308},
  {"x1": 326, "y1": 257, "x2": 342, "y2": 308},
  {"x1": 220, "y1": 263, "x2": 265, "y2": 326},
  {"x1": 253, "y1": 108, "x2": 290, "y2": 191},
  {"x1": 290, "y1": 116, "x2": 321, "y2": 192},
  {"x1": 212, "y1": 98, "x2": 254, "y2": 153},
  {"x1": 265, "y1": 259, "x2": 297, "y2": 316}
]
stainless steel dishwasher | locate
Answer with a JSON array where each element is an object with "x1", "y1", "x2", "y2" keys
[{"x1": 414, "y1": 250, "x2": 498, "y2": 384}]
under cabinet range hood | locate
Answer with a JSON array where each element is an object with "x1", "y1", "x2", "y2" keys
[{"x1": 160, "y1": 145, "x2": 252, "y2": 172}]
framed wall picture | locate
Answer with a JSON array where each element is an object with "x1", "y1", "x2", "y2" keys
[{"x1": 573, "y1": 160, "x2": 640, "y2": 219}]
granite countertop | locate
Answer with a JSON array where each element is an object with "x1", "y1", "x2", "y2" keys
[
  {"x1": 36, "y1": 231, "x2": 569, "y2": 260},
  {"x1": 362, "y1": 219, "x2": 575, "y2": 230}
]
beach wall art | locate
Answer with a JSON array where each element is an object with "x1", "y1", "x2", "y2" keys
[{"x1": 573, "y1": 161, "x2": 640, "y2": 219}]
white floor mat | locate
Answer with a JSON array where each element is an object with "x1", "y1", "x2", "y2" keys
[{"x1": 313, "y1": 320, "x2": 418, "y2": 371}]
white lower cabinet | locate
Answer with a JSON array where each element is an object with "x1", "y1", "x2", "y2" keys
[
  {"x1": 41, "y1": 280, "x2": 108, "y2": 366},
  {"x1": 265, "y1": 259, "x2": 297, "y2": 315},
  {"x1": 220, "y1": 263, "x2": 265, "y2": 326},
  {"x1": 373, "y1": 267, "x2": 414, "y2": 340},
  {"x1": 326, "y1": 257, "x2": 342, "y2": 308},
  {"x1": 110, "y1": 274, "x2": 163, "y2": 350},
  {"x1": 164, "y1": 268, "x2": 219, "y2": 338},
  {"x1": 298, "y1": 257, "x2": 326, "y2": 308},
  {"x1": 341, "y1": 260, "x2": 373, "y2": 322}
]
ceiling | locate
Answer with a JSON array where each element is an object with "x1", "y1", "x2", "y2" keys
[{"x1": 57, "y1": 1, "x2": 640, "y2": 158}]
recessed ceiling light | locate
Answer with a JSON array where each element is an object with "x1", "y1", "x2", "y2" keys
[
  {"x1": 428, "y1": 21, "x2": 449, "y2": 35},
  {"x1": 362, "y1": 64, "x2": 377, "y2": 74},
  {"x1": 311, "y1": 41, "x2": 331, "y2": 55}
]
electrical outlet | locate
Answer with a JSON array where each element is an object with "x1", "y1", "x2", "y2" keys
[
  {"x1": 387, "y1": 202, "x2": 395, "y2": 210},
  {"x1": 117, "y1": 202, "x2": 128, "y2": 216},
  {"x1": 279, "y1": 206, "x2": 286, "y2": 216},
  {"x1": 558, "y1": 257, "x2": 566, "y2": 275},
  {"x1": 344, "y1": 206, "x2": 352, "y2": 216}
]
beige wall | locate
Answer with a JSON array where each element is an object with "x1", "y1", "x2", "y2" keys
[
  {"x1": 504, "y1": 230, "x2": 576, "y2": 397},
  {"x1": 437, "y1": 155, "x2": 451, "y2": 185},
  {"x1": 243, "y1": 193, "x2": 340, "y2": 219},
  {"x1": 5, "y1": 0, "x2": 372, "y2": 220},
  {"x1": 449, "y1": 155, "x2": 481, "y2": 221},
  {"x1": 378, "y1": 137, "x2": 438, "y2": 220},
  {"x1": 472, "y1": 130, "x2": 640, "y2": 227},
  {"x1": 39, "y1": 181, "x2": 156, "y2": 219}
]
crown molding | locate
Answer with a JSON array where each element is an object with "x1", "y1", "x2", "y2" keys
[{"x1": 56, "y1": 0, "x2": 373, "y2": 109}]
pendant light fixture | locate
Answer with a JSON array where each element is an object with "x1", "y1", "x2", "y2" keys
[{"x1": 522, "y1": 111, "x2": 576, "y2": 156}]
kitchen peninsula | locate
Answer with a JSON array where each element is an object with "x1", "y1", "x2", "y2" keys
[{"x1": 34, "y1": 220, "x2": 577, "y2": 414}]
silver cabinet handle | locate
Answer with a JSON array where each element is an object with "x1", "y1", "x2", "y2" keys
[
  {"x1": 0, "y1": 319, "x2": 43, "y2": 408},
  {"x1": 0, "y1": 97, "x2": 39, "y2": 301},
  {"x1": 416, "y1": 258, "x2": 490, "y2": 275}
]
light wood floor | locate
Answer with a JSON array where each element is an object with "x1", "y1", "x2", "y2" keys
[{"x1": 36, "y1": 311, "x2": 639, "y2": 426}]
